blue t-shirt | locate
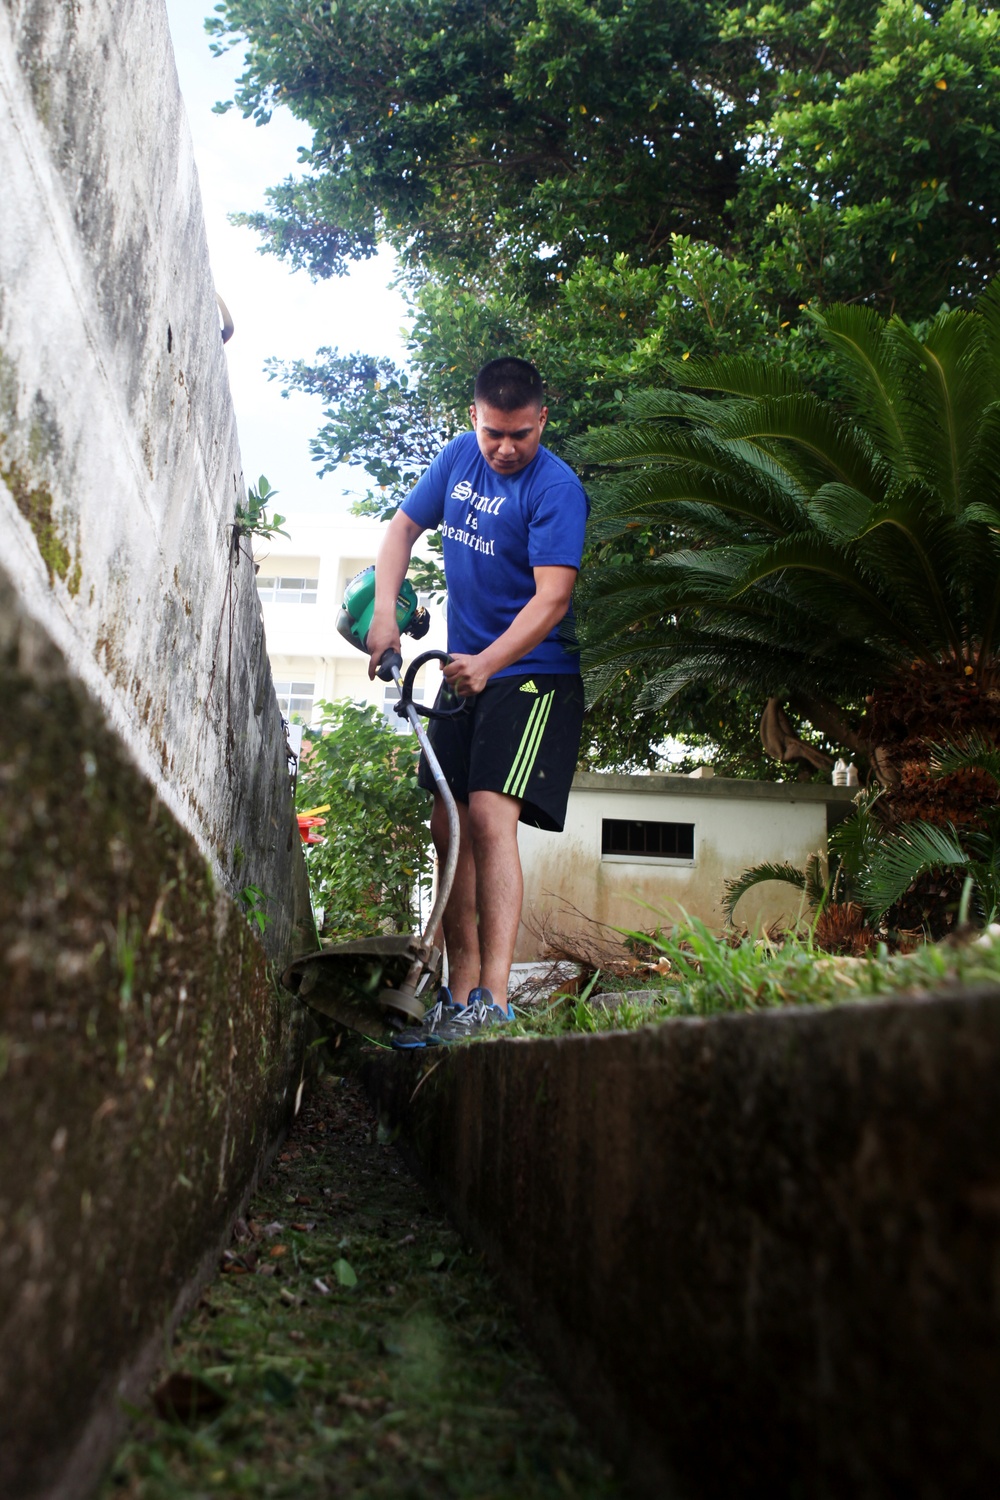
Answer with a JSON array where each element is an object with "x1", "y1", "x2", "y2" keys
[{"x1": 402, "y1": 431, "x2": 589, "y2": 678}]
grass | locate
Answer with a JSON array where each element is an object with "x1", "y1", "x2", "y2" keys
[
  {"x1": 101, "y1": 1074, "x2": 618, "y2": 1500},
  {"x1": 505, "y1": 919, "x2": 1000, "y2": 1040}
]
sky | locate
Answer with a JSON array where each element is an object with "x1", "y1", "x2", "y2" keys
[{"x1": 164, "y1": 0, "x2": 409, "y2": 526}]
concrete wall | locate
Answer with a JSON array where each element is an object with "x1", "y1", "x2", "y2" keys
[
  {"x1": 0, "y1": 0, "x2": 298, "y2": 918},
  {"x1": 367, "y1": 988, "x2": 1000, "y2": 1499},
  {"x1": 0, "y1": 3, "x2": 314, "y2": 1493},
  {"x1": 516, "y1": 772, "x2": 856, "y2": 958}
]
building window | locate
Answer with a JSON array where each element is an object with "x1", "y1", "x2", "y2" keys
[
  {"x1": 601, "y1": 819, "x2": 694, "y2": 861},
  {"x1": 258, "y1": 576, "x2": 319, "y2": 605},
  {"x1": 273, "y1": 680, "x2": 315, "y2": 721}
]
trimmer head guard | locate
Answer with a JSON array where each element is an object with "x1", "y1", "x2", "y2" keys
[{"x1": 282, "y1": 933, "x2": 441, "y2": 1036}]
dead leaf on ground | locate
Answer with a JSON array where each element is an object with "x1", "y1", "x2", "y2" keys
[
  {"x1": 337, "y1": 1392, "x2": 384, "y2": 1414},
  {"x1": 220, "y1": 1248, "x2": 257, "y2": 1274}
]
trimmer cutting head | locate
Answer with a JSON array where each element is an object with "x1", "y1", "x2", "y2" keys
[{"x1": 282, "y1": 933, "x2": 442, "y2": 1037}]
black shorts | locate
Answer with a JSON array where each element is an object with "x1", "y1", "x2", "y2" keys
[{"x1": 417, "y1": 673, "x2": 584, "y2": 832}]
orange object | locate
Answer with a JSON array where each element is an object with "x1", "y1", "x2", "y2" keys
[{"x1": 296, "y1": 814, "x2": 326, "y2": 845}]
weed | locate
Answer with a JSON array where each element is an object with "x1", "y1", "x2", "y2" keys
[
  {"x1": 240, "y1": 884, "x2": 270, "y2": 936},
  {"x1": 234, "y1": 474, "x2": 289, "y2": 543},
  {"x1": 507, "y1": 919, "x2": 1000, "y2": 1040}
]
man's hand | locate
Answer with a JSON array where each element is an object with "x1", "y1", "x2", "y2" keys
[
  {"x1": 440, "y1": 566, "x2": 578, "y2": 693},
  {"x1": 366, "y1": 615, "x2": 401, "y2": 680},
  {"x1": 442, "y1": 653, "x2": 493, "y2": 697}
]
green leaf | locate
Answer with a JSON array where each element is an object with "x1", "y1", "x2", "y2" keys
[{"x1": 334, "y1": 1258, "x2": 357, "y2": 1288}]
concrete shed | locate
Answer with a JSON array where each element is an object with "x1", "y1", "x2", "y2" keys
[{"x1": 515, "y1": 772, "x2": 857, "y2": 958}]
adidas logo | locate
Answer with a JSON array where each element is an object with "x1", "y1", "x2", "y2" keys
[{"x1": 520, "y1": 680, "x2": 538, "y2": 694}]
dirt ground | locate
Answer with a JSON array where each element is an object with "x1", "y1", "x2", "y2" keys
[{"x1": 100, "y1": 1070, "x2": 620, "y2": 1499}]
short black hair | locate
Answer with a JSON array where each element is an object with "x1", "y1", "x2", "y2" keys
[{"x1": 474, "y1": 357, "x2": 544, "y2": 412}]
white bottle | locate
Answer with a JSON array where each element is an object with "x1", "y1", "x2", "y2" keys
[{"x1": 832, "y1": 758, "x2": 849, "y2": 786}]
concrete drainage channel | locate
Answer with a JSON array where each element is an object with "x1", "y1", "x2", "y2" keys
[{"x1": 363, "y1": 986, "x2": 1000, "y2": 1499}]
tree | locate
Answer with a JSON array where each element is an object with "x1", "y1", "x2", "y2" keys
[
  {"x1": 211, "y1": 0, "x2": 1000, "y2": 317},
  {"x1": 296, "y1": 700, "x2": 433, "y2": 941},
  {"x1": 271, "y1": 240, "x2": 799, "y2": 504},
  {"x1": 732, "y1": 0, "x2": 1000, "y2": 319},
  {"x1": 576, "y1": 288, "x2": 1000, "y2": 816},
  {"x1": 209, "y1": 0, "x2": 1000, "y2": 773},
  {"x1": 208, "y1": 0, "x2": 743, "y2": 293}
]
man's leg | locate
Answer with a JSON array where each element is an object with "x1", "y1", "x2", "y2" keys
[
  {"x1": 467, "y1": 788, "x2": 523, "y2": 1004},
  {"x1": 429, "y1": 792, "x2": 480, "y2": 1006}
]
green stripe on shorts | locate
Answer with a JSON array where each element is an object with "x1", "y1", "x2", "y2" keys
[{"x1": 503, "y1": 690, "x2": 555, "y2": 800}]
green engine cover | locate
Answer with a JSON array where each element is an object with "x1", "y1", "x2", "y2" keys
[{"x1": 336, "y1": 565, "x2": 423, "y2": 654}]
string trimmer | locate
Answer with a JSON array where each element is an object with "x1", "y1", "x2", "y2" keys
[{"x1": 282, "y1": 567, "x2": 464, "y2": 1036}]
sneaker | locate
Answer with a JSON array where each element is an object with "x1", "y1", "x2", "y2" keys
[
  {"x1": 434, "y1": 985, "x2": 462, "y2": 1017},
  {"x1": 389, "y1": 989, "x2": 460, "y2": 1051},
  {"x1": 425, "y1": 987, "x2": 514, "y2": 1046},
  {"x1": 469, "y1": 986, "x2": 515, "y2": 1026}
]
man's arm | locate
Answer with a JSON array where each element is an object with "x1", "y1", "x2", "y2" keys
[
  {"x1": 442, "y1": 565, "x2": 578, "y2": 697},
  {"x1": 366, "y1": 509, "x2": 427, "y2": 679}
]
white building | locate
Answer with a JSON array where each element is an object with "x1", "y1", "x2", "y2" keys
[
  {"x1": 253, "y1": 517, "x2": 447, "y2": 730},
  {"x1": 515, "y1": 772, "x2": 857, "y2": 959}
]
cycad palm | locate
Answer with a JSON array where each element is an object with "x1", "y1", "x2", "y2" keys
[{"x1": 577, "y1": 293, "x2": 1000, "y2": 818}]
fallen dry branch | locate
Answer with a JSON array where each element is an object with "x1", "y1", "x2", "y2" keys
[{"x1": 522, "y1": 900, "x2": 644, "y2": 985}]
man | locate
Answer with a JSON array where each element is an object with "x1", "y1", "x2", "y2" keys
[{"x1": 366, "y1": 357, "x2": 588, "y2": 1046}]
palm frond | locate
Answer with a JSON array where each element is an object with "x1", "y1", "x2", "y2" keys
[
  {"x1": 854, "y1": 821, "x2": 969, "y2": 920},
  {"x1": 660, "y1": 354, "x2": 803, "y2": 399},
  {"x1": 804, "y1": 852, "x2": 831, "y2": 910},
  {"x1": 889, "y1": 311, "x2": 993, "y2": 512},
  {"x1": 709, "y1": 395, "x2": 886, "y2": 497},
  {"x1": 591, "y1": 459, "x2": 804, "y2": 537},
  {"x1": 813, "y1": 305, "x2": 914, "y2": 468},
  {"x1": 962, "y1": 501, "x2": 1000, "y2": 528},
  {"x1": 928, "y1": 733, "x2": 1000, "y2": 786},
  {"x1": 807, "y1": 484, "x2": 876, "y2": 542},
  {"x1": 727, "y1": 536, "x2": 926, "y2": 652},
  {"x1": 827, "y1": 788, "x2": 883, "y2": 883},
  {"x1": 621, "y1": 389, "x2": 742, "y2": 425},
  {"x1": 956, "y1": 403, "x2": 1000, "y2": 512},
  {"x1": 722, "y1": 862, "x2": 808, "y2": 922},
  {"x1": 852, "y1": 490, "x2": 963, "y2": 658}
]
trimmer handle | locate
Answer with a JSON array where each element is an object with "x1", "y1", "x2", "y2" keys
[
  {"x1": 397, "y1": 651, "x2": 469, "y2": 720},
  {"x1": 376, "y1": 648, "x2": 403, "y2": 683}
]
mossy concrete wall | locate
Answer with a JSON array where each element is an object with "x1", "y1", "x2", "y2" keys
[
  {"x1": 0, "y1": 578, "x2": 312, "y2": 1499},
  {"x1": 367, "y1": 991, "x2": 1000, "y2": 1499},
  {"x1": 0, "y1": 0, "x2": 293, "y2": 911},
  {"x1": 0, "y1": 3, "x2": 314, "y2": 1495}
]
